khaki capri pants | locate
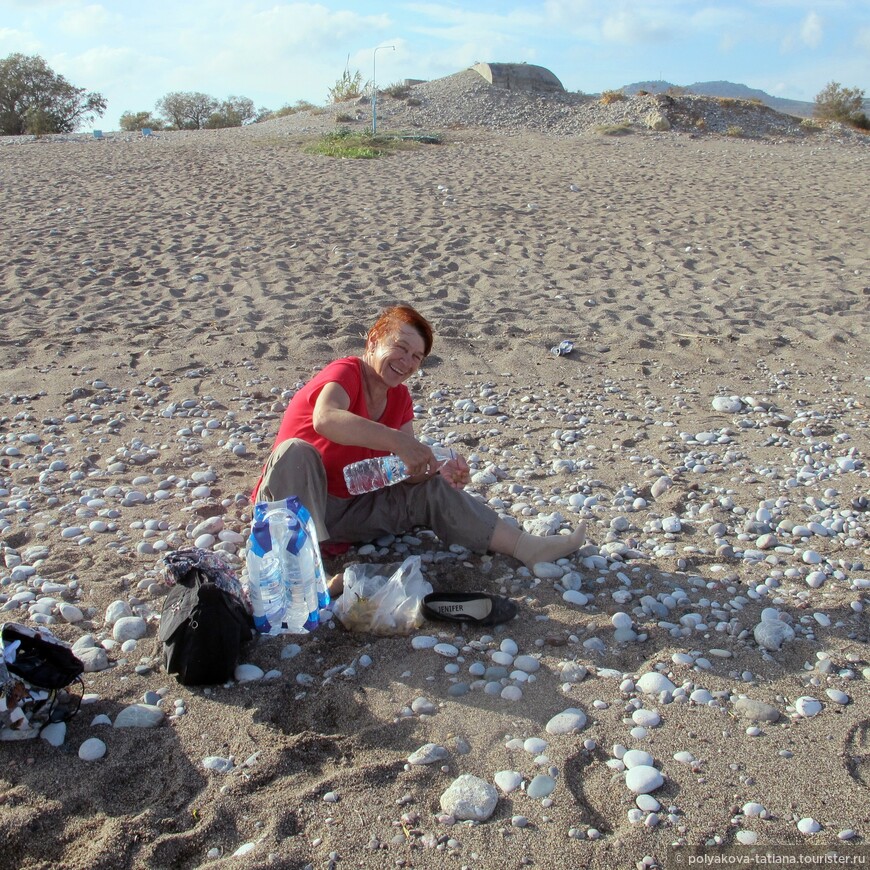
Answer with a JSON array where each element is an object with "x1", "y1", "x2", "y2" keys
[{"x1": 258, "y1": 439, "x2": 497, "y2": 553}]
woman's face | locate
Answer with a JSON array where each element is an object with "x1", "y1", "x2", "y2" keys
[{"x1": 367, "y1": 323, "x2": 426, "y2": 386}]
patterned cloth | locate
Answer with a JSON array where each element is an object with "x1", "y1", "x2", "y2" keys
[{"x1": 161, "y1": 548, "x2": 252, "y2": 614}]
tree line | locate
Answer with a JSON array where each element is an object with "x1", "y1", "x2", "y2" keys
[
  {"x1": 1, "y1": 52, "x2": 867, "y2": 136},
  {"x1": 0, "y1": 53, "x2": 274, "y2": 135}
]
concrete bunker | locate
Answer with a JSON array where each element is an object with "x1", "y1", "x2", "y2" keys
[{"x1": 470, "y1": 62, "x2": 565, "y2": 94}]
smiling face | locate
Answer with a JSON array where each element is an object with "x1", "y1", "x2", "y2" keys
[{"x1": 366, "y1": 323, "x2": 426, "y2": 387}]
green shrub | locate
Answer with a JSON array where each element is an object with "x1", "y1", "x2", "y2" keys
[
  {"x1": 270, "y1": 100, "x2": 318, "y2": 118},
  {"x1": 119, "y1": 110, "x2": 163, "y2": 132},
  {"x1": 814, "y1": 81, "x2": 867, "y2": 126},
  {"x1": 725, "y1": 125, "x2": 744, "y2": 137},
  {"x1": 328, "y1": 66, "x2": 368, "y2": 103},
  {"x1": 382, "y1": 81, "x2": 411, "y2": 99}
]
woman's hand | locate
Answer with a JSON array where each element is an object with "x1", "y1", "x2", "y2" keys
[
  {"x1": 438, "y1": 455, "x2": 471, "y2": 489},
  {"x1": 395, "y1": 437, "x2": 438, "y2": 478}
]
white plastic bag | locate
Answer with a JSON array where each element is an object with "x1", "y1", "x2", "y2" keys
[{"x1": 332, "y1": 556, "x2": 432, "y2": 635}]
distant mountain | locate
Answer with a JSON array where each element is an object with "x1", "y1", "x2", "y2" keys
[{"x1": 621, "y1": 79, "x2": 815, "y2": 118}]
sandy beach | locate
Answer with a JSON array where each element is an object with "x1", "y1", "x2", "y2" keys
[{"x1": 1, "y1": 93, "x2": 869, "y2": 870}]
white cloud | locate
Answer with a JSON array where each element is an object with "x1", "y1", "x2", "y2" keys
[
  {"x1": 853, "y1": 25, "x2": 870, "y2": 54},
  {"x1": 0, "y1": 26, "x2": 42, "y2": 54},
  {"x1": 601, "y1": 9, "x2": 676, "y2": 44},
  {"x1": 59, "y1": 4, "x2": 112, "y2": 37},
  {"x1": 799, "y1": 11, "x2": 823, "y2": 47}
]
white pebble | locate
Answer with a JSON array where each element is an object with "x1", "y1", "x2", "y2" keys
[
  {"x1": 794, "y1": 696, "x2": 822, "y2": 718},
  {"x1": 797, "y1": 817, "x2": 821, "y2": 834},
  {"x1": 78, "y1": 737, "x2": 107, "y2": 761}
]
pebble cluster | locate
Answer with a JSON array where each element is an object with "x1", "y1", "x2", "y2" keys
[{"x1": 0, "y1": 351, "x2": 867, "y2": 866}]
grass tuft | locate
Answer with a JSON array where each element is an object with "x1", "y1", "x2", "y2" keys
[
  {"x1": 600, "y1": 90, "x2": 626, "y2": 105},
  {"x1": 595, "y1": 123, "x2": 633, "y2": 136},
  {"x1": 304, "y1": 129, "x2": 442, "y2": 159}
]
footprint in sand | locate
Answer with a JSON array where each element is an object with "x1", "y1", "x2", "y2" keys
[{"x1": 845, "y1": 720, "x2": 870, "y2": 789}]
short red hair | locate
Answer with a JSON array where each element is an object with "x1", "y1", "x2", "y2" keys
[{"x1": 367, "y1": 305, "x2": 434, "y2": 357}]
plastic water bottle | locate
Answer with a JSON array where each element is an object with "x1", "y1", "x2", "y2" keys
[
  {"x1": 253, "y1": 498, "x2": 327, "y2": 632},
  {"x1": 279, "y1": 535, "x2": 310, "y2": 632},
  {"x1": 247, "y1": 520, "x2": 288, "y2": 634},
  {"x1": 248, "y1": 510, "x2": 308, "y2": 634},
  {"x1": 344, "y1": 446, "x2": 457, "y2": 495}
]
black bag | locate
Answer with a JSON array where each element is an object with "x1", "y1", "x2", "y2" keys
[
  {"x1": 2, "y1": 623, "x2": 84, "y2": 689},
  {"x1": 158, "y1": 549, "x2": 254, "y2": 686},
  {"x1": 1, "y1": 622, "x2": 85, "y2": 735}
]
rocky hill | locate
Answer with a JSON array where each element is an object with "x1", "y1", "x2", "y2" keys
[
  {"x1": 622, "y1": 79, "x2": 817, "y2": 118},
  {"x1": 252, "y1": 69, "x2": 844, "y2": 141}
]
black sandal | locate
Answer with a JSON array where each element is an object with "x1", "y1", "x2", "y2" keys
[{"x1": 421, "y1": 592, "x2": 518, "y2": 626}]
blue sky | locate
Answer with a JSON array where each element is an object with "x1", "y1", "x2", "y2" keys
[{"x1": 2, "y1": 0, "x2": 868, "y2": 129}]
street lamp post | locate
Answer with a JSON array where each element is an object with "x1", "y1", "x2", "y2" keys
[{"x1": 372, "y1": 44, "x2": 395, "y2": 134}]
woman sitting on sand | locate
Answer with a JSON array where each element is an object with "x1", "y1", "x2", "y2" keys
[{"x1": 253, "y1": 304, "x2": 586, "y2": 575}]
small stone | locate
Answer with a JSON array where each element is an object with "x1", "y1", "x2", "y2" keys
[
  {"x1": 411, "y1": 634, "x2": 438, "y2": 649},
  {"x1": 513, "y1": 655, "x2": 540, "y2": 673},
  {"x1": 112, "y1": 616, "x2": 147, "y2": 642},
  {"x1": 114, "y1": 703, "x2": 164, "y2": 728},
  {"x1": 234, "y1": 663, "x2": 264, "y2": 682},
  {"x1": 439, "y1": 774, "x2": 498, "y2": 821},
  {"x1": 712, "y1": 396, "x2": 743, "y2": 413},
  {"x1": 631, "y1": 709, "x2": 660, "y2": 728},
  {"x1": 494, "y1": 770, "x2": 523, "y2": 793},
  {"x1": 105, "y1": 599, "x2": 133, "y2": 625},
  {"x1": 408, "y1": 743, "x2": 449, "y2": 765},
  {"x1": 794, "y1": 696, "x2": 822, "y2": 718},
  {"x1": 650, "y1": 476, "x2": 673, "y2": 499},
  {"x1": 524, "y1": 737, "x2": 548, "y2": 754},
  {"x1": 754, "y1": 619, "x2": 795, "y2": 651},
  {"x1": 40, "y1": 721, "x2": 66, "y2": 747},
  {"x1": 78, "y1": 737, "x2": 107, "y2": 761},
  {"x1": 532, "y1": 562, "x2": 564, "y2": 579},
  {"x1": 526, "y1": 774, "x2": 556, "y2": 798},
  {"x1": 636, "y1": 794, "x2": 660, "y2": 812},
  {"x1": 58, "y1": 603, "x2": 84, "y2": 623},
  {"x1": 636, "y1": 672, "x2": 676, "y2": 695},
  {"x1": 203, "y1": 756, "x2": 235, "y2": 773},
  {"x1": 625, "y1": 765, "x2": 664, "y2": 794},
  {"x1": 411, "y1": 697, "x2": 437, "y2": 716},
  {"x1": 77, "y1": 646, "x2": 110, "y2": 673},
  {"x1": 545, "y1": 708, "x2": 587, "y2": 735},
  {"x1": 797, "y1": 817, "x2": 821, "y2": 834},
  {"x1": 733, "y1": 698, "x2": 781, "y2": 723},
  {"x1": 563, "y1": 589, "x2": 588, "y2": 606}
]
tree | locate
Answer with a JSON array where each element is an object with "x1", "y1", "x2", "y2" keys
[
  {"x1": 204, "y1": 95, "x2": 257, "y2": 129},
  {"x1": 119, "y1": 110, "x2": 163, "y2": 132},
  {"x1": 0, "y1": 52, "x2": 106, "y2": 135},
  {"x1": 814, "y1": 81, "x2": 867, "y2": 126},
  {"x1": 154, "y1": 91, "x2": 218, "y2": 129}
]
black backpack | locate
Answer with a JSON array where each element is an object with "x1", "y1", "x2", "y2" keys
[{"x1": 158, "y1": 549, "x2": 255, "y2": 686}]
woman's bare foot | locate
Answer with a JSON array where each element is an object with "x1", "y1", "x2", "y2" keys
[{"x1": 327, "y1": 572, "x2": 344, "y2": 598}]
